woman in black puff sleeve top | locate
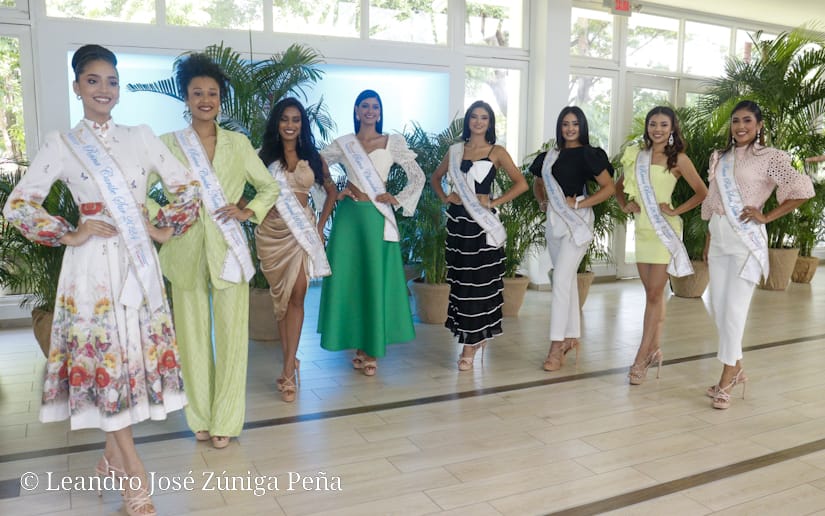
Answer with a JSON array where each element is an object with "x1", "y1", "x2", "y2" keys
[{"x1": 530, "y1": 106, "x2": 615, "y2": 372}]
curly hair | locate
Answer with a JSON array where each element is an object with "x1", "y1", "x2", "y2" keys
[
  {"x1": 71, "y1": 44, "x2": 117, "y2": 80},
  {"x1": 642, "y1": 106, "x2": 685, "y2": 170},
  {"x1": 174, "y1": 53, "x2": 230, "y2": 101},
  {"x1": 259, "y1": 98, "x2": 324, "y2": 185}
]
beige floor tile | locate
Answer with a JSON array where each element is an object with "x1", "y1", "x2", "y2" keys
[
  {"x1": 711, "y1": 484, "x2": 825, "y2": 516},
  {"x1": 749, "y1": 417, "x2": 825, "y2": 451},
  {"x1": 582, "y1": 414, "x2": 709, "y2": 451},
  {"x1": 599, "y1": 493, "x2": 712, "y2": 516},
  {"x1": 488, "y1": 467, "x2": 657, "y2": 515},
  {"x1": 632, "y1": 439, "x2": 774, "y2": 482},
  {"x1": 573, "y1": 432, "x2": 711, "y2": 474},
  {"x1": 388, "y1": 431, "x2": 544, "y2": 473},
  {"x1": 683, "y1": 459, "x2": 825, "y2": 511},
  {"x1": 689, "y1": 409, "x2": 811, "y2": 445},
  {"x1": 309, "y1": 492, "x2": 440, "y2": 516},
  {"x1": 426, "y1": 458, "x2": 594, "y2": 511},
  {"x1": 423, "y1": 502, "x2": 503, "y2": 515},
  {"x1": 0, "y1": 491, "x2": 71, "y2": 515}
]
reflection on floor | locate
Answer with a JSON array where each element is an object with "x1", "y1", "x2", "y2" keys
[{"x1": 2, "y1": 268, "x2": 825, "y2": 515}]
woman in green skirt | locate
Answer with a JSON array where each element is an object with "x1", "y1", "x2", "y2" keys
[{"x1": 319, "y1": 89, "x2": 424, "y2": 376}]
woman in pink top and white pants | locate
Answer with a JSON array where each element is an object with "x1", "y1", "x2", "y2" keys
[{"x1": 701, "y1": 100, "x2": 813, "y2": 409}]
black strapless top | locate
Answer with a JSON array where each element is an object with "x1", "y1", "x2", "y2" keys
[{"x1": 459, "y1": 158, "x2": 496, "y2": 195}]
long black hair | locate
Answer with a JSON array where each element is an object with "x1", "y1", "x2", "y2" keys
[
  {"x1": 353, "y1": 89, "x2": 383, "y2": 134},
  {"x1": 643, "y1": 106, "x2": 685, "y2": 170},
  {"x1": 461, "y1": 100, "x2": 497, "y2": 144},
  {"x1": 174, "y1": 53, "x2": 230, "y2": 102},
  {"x1": 724, "y1": 99, "x2": 765, "y2": 153},
  {"x1": 259, "y1": 97, "x2": 324, "y2": 185},
  {"x1": 555, "y1": 106, "x2": 590, "y2": 149},
  {"x1": 71, "y1": 44, "x2": 117, "y2": 80}
]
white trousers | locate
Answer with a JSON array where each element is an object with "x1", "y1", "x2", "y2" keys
[
  {"x1": 546, "y1": 208, "x2": 593, "y2": 342},
  {"x1": 708, "y1": 214, "x2": 757, "y2": 366}
]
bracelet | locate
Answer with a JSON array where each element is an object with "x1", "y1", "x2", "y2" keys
[{"x1": 574, "y1": 198, "x2": 580, "y2": 209}]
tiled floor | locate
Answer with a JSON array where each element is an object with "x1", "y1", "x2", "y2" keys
[{"x1": 1, "y1": 268, "x2": 825, "y2": 515}]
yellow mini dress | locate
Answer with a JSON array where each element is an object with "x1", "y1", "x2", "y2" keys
[{"x1": 621, "y1": 147, "x2": 682, "y2": 265}]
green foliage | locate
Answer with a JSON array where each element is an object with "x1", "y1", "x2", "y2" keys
[
  {"x1": 496, "y1": 162, "x2": 544, "y2": 278},
  {"x1": 127, "y1": 42, "x2": 334, "y2": 148},
  {"x1": 696, "y1": 27, "x2": 825, "y2": 249},
  {"x1": 399, "y1": 120, "x2": 463, "y2": 284},
  {"x1": 0, "y1": 166, "x2": 79, "y2": 311},
  {"x1": 0, "y1": 37, "x2": 26, "y2": 160}
]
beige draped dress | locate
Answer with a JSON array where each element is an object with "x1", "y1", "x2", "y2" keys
[{"x1": 255, "y1": 160, "x2": 317, "y2": 320}]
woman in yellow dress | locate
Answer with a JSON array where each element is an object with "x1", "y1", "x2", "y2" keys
[{"x1": 616, "y1": 106, "x2": 707, "y2": 384}]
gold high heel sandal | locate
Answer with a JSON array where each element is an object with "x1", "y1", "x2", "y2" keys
[
  {"x1": 628, "y1": 349, "x2": 663, "y2": 385},
  {"x1": 281, "y1": 368, "x2": 301, "y2": 403},
  {"x1": 457, "y1": 343, "x2": 485, "y2": 371},
  {"x1": 711, "y1": 369, "x2": 748, "y2": 409},
  {"x1": 277, "y1": 359, "x2": 300, "y2": 392},
  {"x1": 95, "y1": 455, "x2": 125, "y2": 496},
  {"x1": 543, "y1": 339, "x2": 579, "y2": 372}
]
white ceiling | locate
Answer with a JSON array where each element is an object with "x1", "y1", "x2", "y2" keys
[{"x1": 642, "y1": 0, "x2": 824, "y2": 29}]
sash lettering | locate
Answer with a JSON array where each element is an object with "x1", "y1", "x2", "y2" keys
[
  {"x1": 268, "y1": 162, "x2": 331, "y2": 278},
  {"x1": 715, "y1": 151, "x2": 769, "y2": 282},
  {"x1": 174, "y1": 128, "x2": 255, "y2": 283},
  {"x1": 540, "y1": 149, "x2": 594, "y2": 247},
  {"x1": 635, "y1": 149, "x2": 693, "y2": 277},
  {"x1": 446, "y1": 142, "x2": 506, "y2": 248},
  {"x1": 336, "y1": 134, "x2": 399, "y2": 242},
  {"x1": 62, "y1": 124, "x2": 164, "y2": 311}
]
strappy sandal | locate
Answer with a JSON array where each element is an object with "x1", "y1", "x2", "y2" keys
[
  {"x1": 277, "y1": 358, "x2": 300, "y2": 392},
  {"x1": 362, "y1": 358, "x2": 377, "y2": 376},
  {"x1": 95, "y1": 455, "x2": 125, "y2": 496},
  {"x1": 123, "y1": 484, "x2": 156, "y2": 516},
  {"x1": 194, "y1": 430, "x2": 210, "y2": 441}
]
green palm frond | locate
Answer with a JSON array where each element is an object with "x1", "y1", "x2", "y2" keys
[{"x1": 125, "y1": 77, "x2": 182, "y2": 101}]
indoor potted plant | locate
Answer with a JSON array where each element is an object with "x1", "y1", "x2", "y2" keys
[
  {"x1": 0, "y1": 165, "x2": 78, "y2": 356},
  {"x1": 401, "y1": 121, "x2": 461, "y2": 324}
]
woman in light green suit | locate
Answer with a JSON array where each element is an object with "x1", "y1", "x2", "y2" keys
[{"x1": 152, "y1": 54, "x2": 279, "y2": 449}]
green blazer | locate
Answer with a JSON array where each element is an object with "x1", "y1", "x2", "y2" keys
[{"x1": 155, "y1": 125, "x2": 279, "y2": 291}]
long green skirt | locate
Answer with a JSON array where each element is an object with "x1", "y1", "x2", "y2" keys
[{"x1": 318, "y1": 198, "x2": 415, "y2": 357}]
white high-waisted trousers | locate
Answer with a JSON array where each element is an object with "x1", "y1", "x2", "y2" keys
[
  {"x1": 707, "y1": 214, "x2": 758, "y2": 366},
  {"x1": 546, "y1": 208, "x2": 594, "y2": 342}
]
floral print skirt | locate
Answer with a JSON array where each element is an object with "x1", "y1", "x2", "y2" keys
[{"x1": 40, "y1": 234, "x2": 186, "y2": 431}]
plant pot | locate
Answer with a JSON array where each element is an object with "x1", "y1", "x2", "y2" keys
[
  {"x1": 407, "y1": 278, "x2": 449, "y2": 324},
  {"x1": 758, "y1": 248, "x2": 800, "y2": 291},
  {"x1": 791, "y1": 255, "x2": 819, "y2": 284},
  {"x1": 577, "y1": 271, "x2": 595, "y2": 309},
  {"x1": 31, "y1": 308, "x2": 53, "y2": 358},
  {"x1": 669, "y1": 260, "x2": 710, "y2": 298},
  {"x1": 248, "y1": 287, "x2": 279, "y2": 341},
  {"x1": 502, "y1": 275, "x2": 530, "y2": 317},
  {"x1": 403, "y1": 263, "x2": 422, "y2": 295}
]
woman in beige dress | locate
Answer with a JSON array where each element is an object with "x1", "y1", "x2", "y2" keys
[{"x1": 256, "y1": 98, "x2": 337, "y2": 401}]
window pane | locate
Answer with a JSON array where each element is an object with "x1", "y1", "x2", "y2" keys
[
  {"x1": 570, "y1": 7, "x2": 613, "y2": 59},
  {"x1": 166, "y1": 0, "x2": 263, "y2": 30},
  {"x1": 632, "y1": 87, "x2": 670, "y2": 123},
  {"x1": 273, "y1": 0, "x2": 359, "y2": 38},
  {"x1": 735, "y1": 30, "x2": 777, "y2": 61},
  {"x1": 568, "y1": 74, "x2": 612, "y2": 151},
  {"x1": 684, "y1": 92, "x2": 705, "y2": 108},
  {"x1": 684, "y1": 21, "x2": 730, "y2": 77},
  {"x1": 369, "y1": 0, "x2": 447, "y2": 44},
  {"x1": 465, "y1": 0, "x2": 523, "y2": 49},
  {"x1": 1, "y1": 0, "x2": 15, "y2": 7},
  {"x1": 465, "y1": 66, "x2": 521, "y2": 156},
  {"x1": 626, "y1": 13, "x2": 678, "y2": 72},
  {"x1": 46, "y1": 0, "x2": 155, "y2": 23},
  {"x1": 0, "y1": 36, "x2": 25, "y2": 160}
]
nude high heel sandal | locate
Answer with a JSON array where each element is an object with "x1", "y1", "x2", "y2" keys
[
  {"x1": 711, "y1": 369, "x2": 748, "y2": 409},
  {"x1": 628, "y1": 349, "x2": 663, "y2": 385}
]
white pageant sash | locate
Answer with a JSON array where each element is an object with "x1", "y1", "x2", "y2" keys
[
  {"x1": 446, "y1": 143, "x2": 506, "y2": 248},
  {"x1": 174, "y1": 128, "x2": 255, "y2": 284},
  {"x1": 62, "y1": 125, "x2": 164, "y2": 311},
  {"x1": 715, "y1": 151, "x2": 769, "y2": 283},
  {"x1": 541, "y1": 149, "x2": 593, "y2": 247},
  {"x1": 336, "y1": 134, "x2": 399, "y2": 242},
  {"x1": 268, "y1": 162, "x2": 331, "y2": 278},
  {"x1": 635, "y1": 149, "x2": 693, "y2": 277}
]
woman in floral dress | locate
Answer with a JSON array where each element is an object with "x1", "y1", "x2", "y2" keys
[{"x1": 2, "y1": 44, "x2": 200, "y2": 516}]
